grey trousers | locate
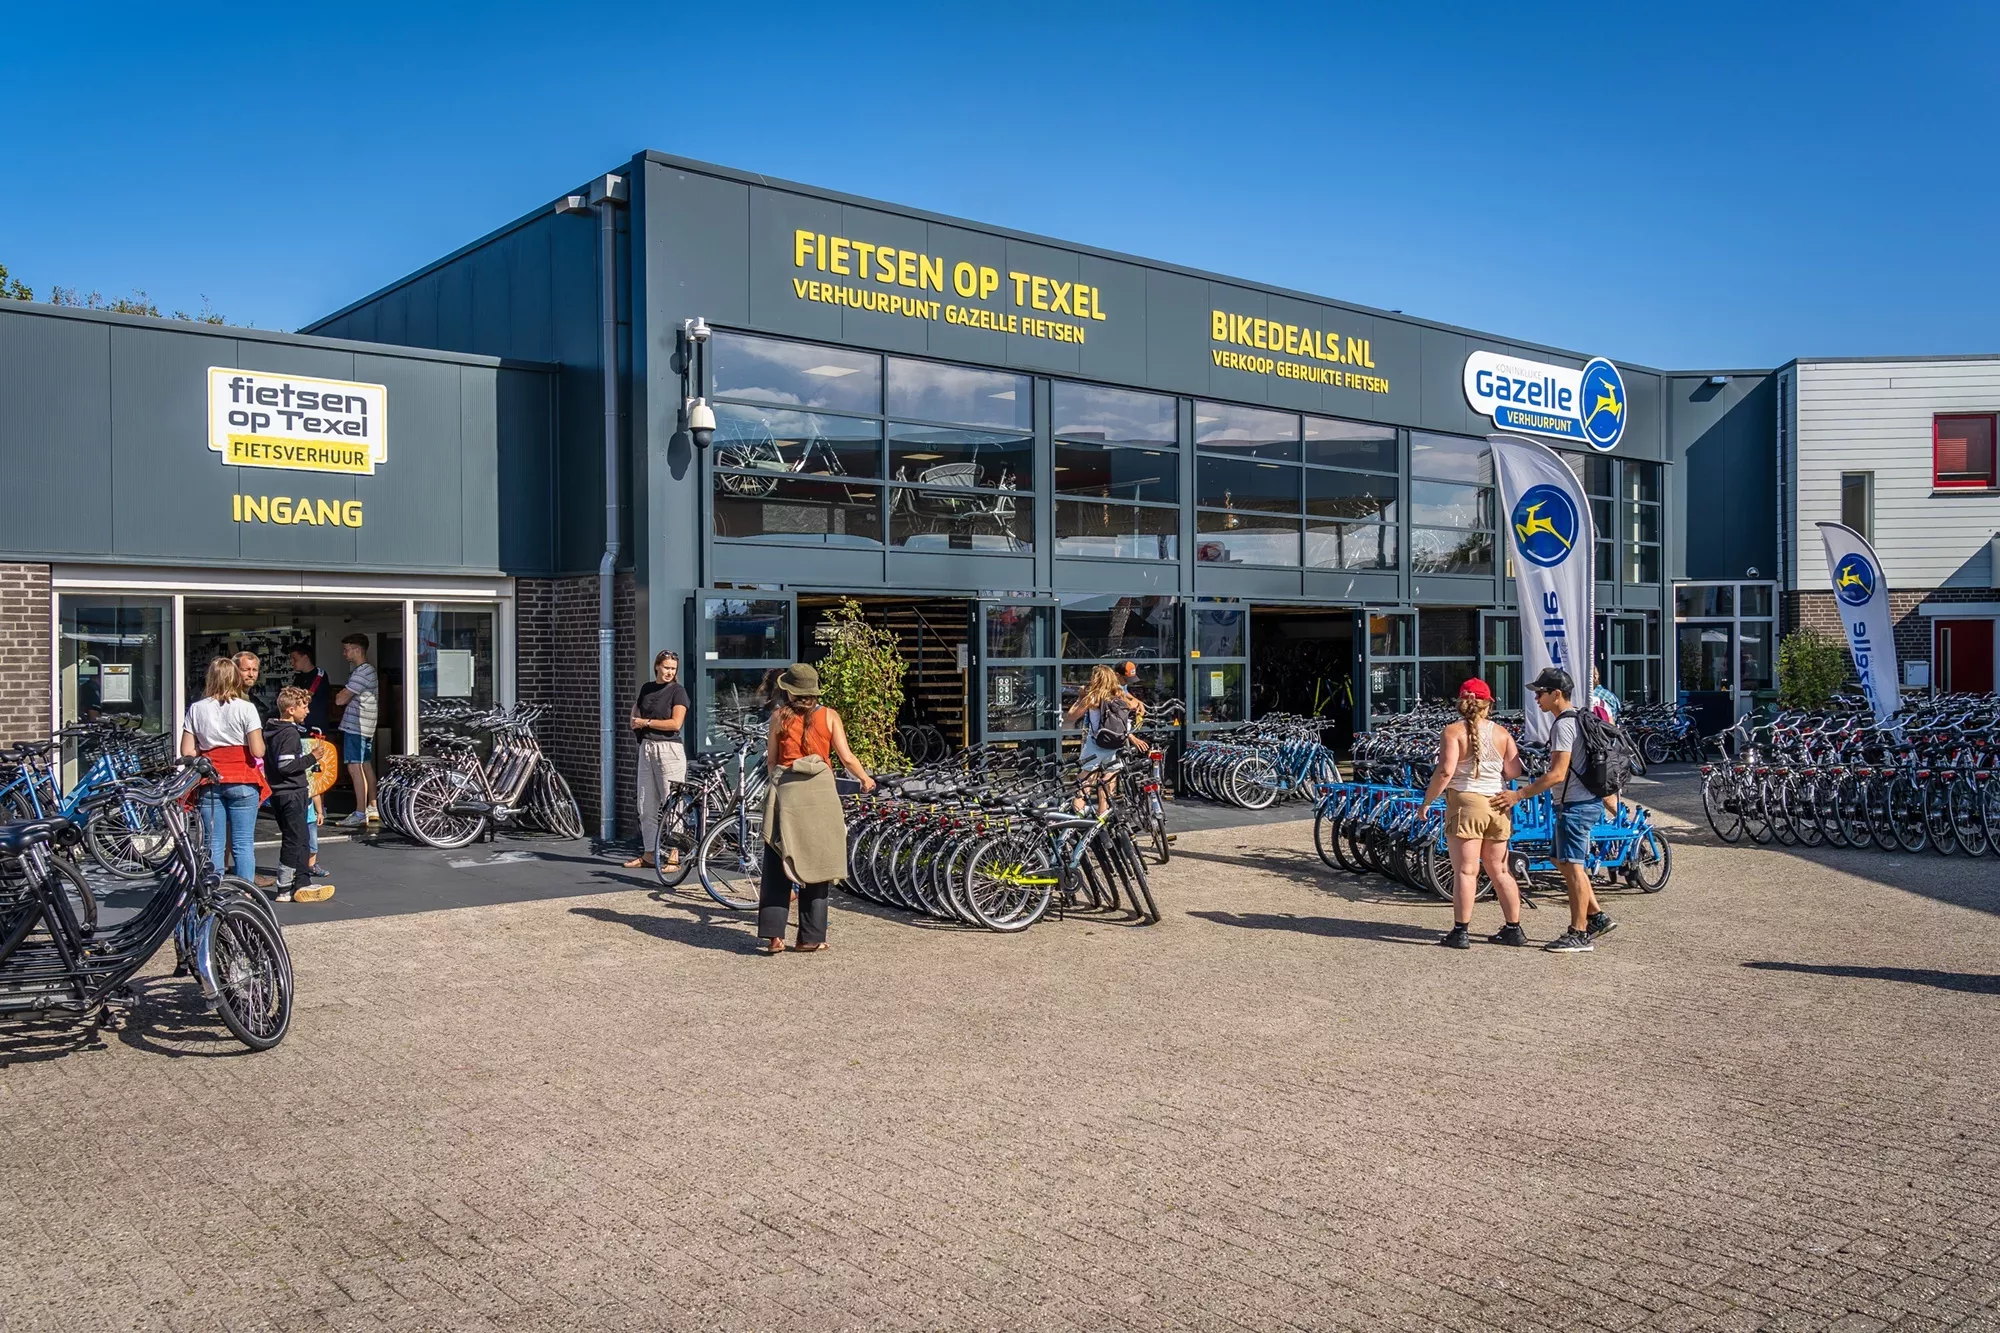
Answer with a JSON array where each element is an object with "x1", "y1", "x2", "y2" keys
[{"x1": 636, "y1": 742, "x2": 686, "y2": 854}]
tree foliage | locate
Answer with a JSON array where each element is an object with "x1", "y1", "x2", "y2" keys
[
  {"x1": 1778, "y1": 628, "x2": 1850, "y2": 710},
  {"x1": 813, "y1": 598, "x2": 907, "y2": 773},
  {"x1": 0, "y1": 261, "x2": 226, "y2": 323}
]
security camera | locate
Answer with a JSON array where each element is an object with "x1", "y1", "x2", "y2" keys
[
  {"x1": 687, "y1": 397, "x2": 716, "y2": 449},
  {"x1": 684, "y1": 317, "x2": 711, "y2": 345}
]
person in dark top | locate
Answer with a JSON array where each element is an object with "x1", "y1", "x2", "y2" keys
[
  {"x1": 288, "y1": 644, "x2": 333, "y2": 735},
  {"x1": 259, "y1": 687, "x2": 334, "y2": 903},
  {"x1": 625, "y1": 650, "x2": 693, "y2": 870}
]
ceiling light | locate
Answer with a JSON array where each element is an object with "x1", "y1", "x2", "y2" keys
[
  {"x1": 802, "y1": 364, "x2": 860, "y2": 378},
  {"x1": 902, "y1": 453, "x2": 942, "y2": 461}
]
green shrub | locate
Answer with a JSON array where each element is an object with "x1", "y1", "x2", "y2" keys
[
  {"x1": 1777, "y1": 629, "x2": 1850, "y2": 710},
  {"x1": 813, "y1": 598, "x2": 907, "y2": 772}
]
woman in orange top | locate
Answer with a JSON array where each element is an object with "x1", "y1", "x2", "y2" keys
[{"x1": 758, "y1": 663, "x2": 874, "y2": 955}]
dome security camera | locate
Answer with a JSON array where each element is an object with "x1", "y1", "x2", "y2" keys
[
  {"x1": 685, "y1": 317, "x2": 711, "y2": 344},
  {"x1": 687, "y1": 397, "x2": 716, "y2": 449}
]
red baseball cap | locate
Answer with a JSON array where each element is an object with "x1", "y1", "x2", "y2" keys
[{"x1": 1458, "y1": 678, "x2": 1493, "y2": 701}]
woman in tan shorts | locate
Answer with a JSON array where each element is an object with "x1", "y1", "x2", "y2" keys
[{"x1": 1419, "y1": 678, "x2": 1527, "y2": 950}]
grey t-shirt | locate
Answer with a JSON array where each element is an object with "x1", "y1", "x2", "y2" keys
[{"x1": 1548, "y1": 712, "x2": 1589, "y2": 805}]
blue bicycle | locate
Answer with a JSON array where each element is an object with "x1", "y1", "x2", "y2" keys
[{"x1": 0, "y1": 723, "x2": 175, "y2": 880}]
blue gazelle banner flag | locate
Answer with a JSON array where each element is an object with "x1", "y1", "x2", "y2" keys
[{"x1": 1492, "y1": 435, "x2": 1596, "y2": 742}]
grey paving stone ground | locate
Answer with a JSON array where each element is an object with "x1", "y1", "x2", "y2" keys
[{"x1": 2, "y1": 771, "x2": 1996, "y2": 1331}]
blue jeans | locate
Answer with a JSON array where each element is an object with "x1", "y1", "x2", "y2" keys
[
  {"x1": 200, "y1": 783, "x2": 261, "y2": 881},
  {"x1": 1555, "y1": 799, "x2": 1600, "y2": 865}
]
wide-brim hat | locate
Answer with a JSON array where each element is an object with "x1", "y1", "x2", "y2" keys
[{"x1": 777, "y1": 663, "x2": 821, "y2": 697}]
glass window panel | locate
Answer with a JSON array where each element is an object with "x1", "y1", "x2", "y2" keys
[
  {"x1": 703, "y1": 667, "x2": 778, "y2": 746},
  {"x1": 1646, "y1": 610, "x2": 1662, "y2": 655},
  {"x1": 713, "y1": 403, "x2": 882, "y2": 480},
  {"x1": 1368, "y1": 660, "x2": 1416, "y2": 718},
  {"x1": 985, "y1": 604, "x2": 1050, "y2": 658},
  {"x1": 1194, "y1": 661, "x2": 1247, "y2": 724},
  {"x1": 1935, "y1": 414, "x2": 1996, "y2": 486},
  {"x1": 1589, "y1": 497, "x2": 1612, "y2": 541},
  {"x1": 1677, "y1": 623, "x2": 1733, "y2": 692},
  {"x1": 1596, "y1": 540, "x2": 1615, "y2": 583},
  {"x1": 1738, "y1": 624, "x2": 1773, "y2": 690},
  {"x1": 1627, "y1": 544, "x2": 1661, "y2": 585},
  {"x1": 1195, "y1": 512, "x2": 1301, "y2": 566},
  {"x1": 1610, "y1": 658, "x2": 1652, "y2": 708},
  {"x1": 1304, "y1": 417, "x2": 1397, "y2": 472},
  {"x1": 1053, "y1": 442, "x2": 1178, "y2": 503},
  {"x1": 1622, "y1": 460, "x2": 1661, "y2": 503},
  {"x1": 60, "y1": 595, "x2": 169, "y2": 736},
  {"x1": 986, "y1": 664, "x2": 1056, "y2": 733},
  {"x1": 416, "y1": 605, "x2": 495, "y2": 709},
  {"x1": 1409, "y1": 432, "x2": 1493, "y2": 483},
  {"x1": 1194, "y1": 402, "x2": 1300, "y2": 460},
  {"x1": 1195, "y1": 608, "x2": 1246, "y2": 658},
  {"x1": 1410, "y1": 480, "x2": 1492, "y2": 529},
  {"x1": 1053, "y1": 500, "x2": 1178, "y2": 560},
  {"x1": 1305, "y1": 470, "x2": 1397, "y2": 522},
  {"x1": 1369, "y1": 612, "x2": 1413, "y2": 658},
  {"x1": 1059, "y1": 595, "x2": 1181, "y2": 661},
  {"x1": 1419, "y1": 609, "x2": 1478, "y2": 659},
  {"x1": 1583, "y1": 455, "x2": 1615, "y2": 497},
  {"x1": 1840, "y1": 472, "x2": 1872, "y2": 540},
  {"x1": 890, "y1": 487, "x2": 1031, "y2": 552},
  {"x1": 1484, "y1": 616, "x2": 1522, "y2": 658},
  {"x1": 1419, "y1": 659, "x2": 1478, "y2": 704},
  {"x1": 1197, "y1": 455, "x2": 1300, "y2": 512},
  {"x1": 1411, "y1": 527, "x2": 1494, "y2": 575},
  {"x1": 890, "y1": 424, "x2": 1032, "y2": 491},
  {"x1": 714, "y1": 474, "x2": 883, "y2": 547},
  {"x1": 1740, "y1": 585, "x2": 1772, "y2": 618},
  {"x1": 710, "y1": 332, "x2": 879, "y2": 414},
  {"x1": 1611, "y1": 617, "x2": 1646, "y2": 656},
  {"x1": 1675, "y1": 585, "x2": 1733, "y2": 618},
  {"x1": 1624, "y1": 501, "x2": 1661, "y2": 545},
  {"x1": 1052, "y1": 382, "x2": 1178, "y2": 446},
  {"x1": 1305, "y1": 520, "x2": 1396, "y2": 570},
  {"x1": 704, "y1": 597, "x2": 791, "y2": 661},
  {"x1": 884, "y1": 358, "x2": 1030, "y2": 431},
  {"x1": 1487, "y1": 660, "x2": 1524, "y2": 712}
]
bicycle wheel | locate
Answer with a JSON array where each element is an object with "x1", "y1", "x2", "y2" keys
[
  {"x1": 204, "y1": 898, "x2": 293, "y2": 1051},
  {"x1": 1642, "y1": 732, "x2": 1669, "y2": 766},
  {"x1": 1313, "y1": 808, "x2": 1347, "y2": 870},
  {"x1": 1886, "y1": 776, "x2": 1929, "y2": 854},
  {"x1": 82, "y1": 802, "x2": 174, "y2": 880},
  {"x1": 1819, "y1": 777, "x2": 1851, "y2": 848},
  {"x1": 406, "y1": 770, "x2": 486, "y2": 850},
  {"x1": 1948, "y1": 778, "x2": 1988, "y2": 857},
  {"x1": 1790, "y1": 777, "x2": 1826, "y2": 848},
  {"x1": 653, "y1": 794, "x2": 702, "y2": 888},
  {"x1": 1115, "y1": 829, "x2": 1161, "y2": 923},
  {"x1": 962, "y1": 832, "x2": 1055, "y2": 932},
  {"x1": 1702, "y1": 773, "x2": 1742, "y2": 843},
  {"x1": 696, "y1": 812, "x2": 764, "y2": 911},
  {"x1": 1741, "y1": 779, "x2": 1772, "y2": 845},
  {"x1": 1626, "y1": 829, "x2": 1672, "y2": 892},
  {"x1": 1148, "y1": 797, "x2": 1170, "y2": 866},
  {"x1": 1836, "y1": 776, "x2": 1874, "y2": 849},
  {"x1": 536, "y1": 768, "x2": 585, "y2": 841},
  {"x1": 1229, "y1": 757, "x2": 1279, "y2": 810},
  {"x1": 1924, "y1": 781, "x2": 1957, "y2": 856}
]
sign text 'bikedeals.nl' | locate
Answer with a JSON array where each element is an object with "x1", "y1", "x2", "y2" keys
[{"x1": 207, "y1": 367, "x2": 389, "y2": 476}]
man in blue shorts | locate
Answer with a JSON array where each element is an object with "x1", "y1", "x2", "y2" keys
[
  {"x1": 1491, "y1": 667, "x2": 1617, "y2": 953},
  {"x1": 335, "y1": 633, "x2": 380, "y2": 826}
]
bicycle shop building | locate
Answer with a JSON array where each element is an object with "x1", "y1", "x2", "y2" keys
[{"x1": 0, "y1": 151, "x2": 1779, "y2": 835}]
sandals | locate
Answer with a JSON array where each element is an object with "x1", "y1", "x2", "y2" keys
[
  {"x1": 792, "y1": 942, "x2": 829, "y2": 954},
  {"x1": 621, "y1": 856, "x2": 647, "y2": 869},
  {"x1": 759, "y1": 938, "x2": 786, "y2": 955}
]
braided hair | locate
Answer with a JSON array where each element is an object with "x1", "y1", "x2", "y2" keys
[{"x1": 1458, "y1": 692, "x2": 1490, "y2": 772}]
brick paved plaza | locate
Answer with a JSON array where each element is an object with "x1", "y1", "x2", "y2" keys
[{"x1": 3, "y1": 774, "x2": 1997, "y2": 1332}]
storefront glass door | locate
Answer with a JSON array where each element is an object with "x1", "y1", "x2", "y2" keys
[
  {"x1": 694, "y1": 591, "x2": 795, "y2": 749},
  {"x1": 1188, "y1": 602, "x2": 1248, "y2": 731},
  {"x1": 975, "y1": 599, "x2": 1059, "y2": 750}
]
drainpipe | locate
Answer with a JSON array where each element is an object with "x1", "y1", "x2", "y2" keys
[{"x1": 557, "y1": 173, "x2": 628, "y2": 845}]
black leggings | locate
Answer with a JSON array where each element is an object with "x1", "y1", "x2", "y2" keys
[{"x1": 757, "y1": 844, "x2": 829, "y2": 946}]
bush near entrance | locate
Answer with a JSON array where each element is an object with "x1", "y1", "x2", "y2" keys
[
  {"x1": 1778, "y1": 629, "x2": 1849, "y2": 709},
  {"x1": 815, "y1": 598, "x2": 907, "y2": 773}
]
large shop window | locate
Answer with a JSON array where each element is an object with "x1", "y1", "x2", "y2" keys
[
  {"x1": 1408, "y1": 434, "x2": 1493, "y2": 575},
  {"x1": 417, "y1": 604, "x2": 495, "y2": 710},
  {"x1": 1191, "y1": 605, "x2": 1248, "y2": 725},
  {"x1": 1053, "y1": 383, "x2": 1179, "y2": 560},
  {"x1": 1565, "y1": 453, "x2": 1660, "y2": 585},
  {"x1": 1674, "y1": 582, "x2": 1775, "y2": 699},
  {"x1": 1934, "y1": 414, "x2": 1996, "y2": 489},
  {"x1": 59, "y1": 595, "x2": 171, "y2": 736},
  {"x1": 1194, "y1": 404, "x2": 1397, "y2": 569},
  {"x1": 1059, "y1": 595, "x2": 1181, "y2": 720},
  {"x1": 708, "y1": 333, "x2": 1034, "y2": 553}
]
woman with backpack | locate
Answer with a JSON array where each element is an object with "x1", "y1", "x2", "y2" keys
[{"x1": 1064, "y1": 664, "x2": 1144, "y2": 816}]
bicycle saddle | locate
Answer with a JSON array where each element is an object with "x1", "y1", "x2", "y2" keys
[
  {"x1": 0, "y1": 817, "x2": 74, "y2": 854},
  {"x1": 9, "y1": 740, "x2": 57, "y2": 758}
]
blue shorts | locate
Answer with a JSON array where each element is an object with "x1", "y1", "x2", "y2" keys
[
  {"x1": 1079, "y1": 741, "x2": 1121, "y2": 770},
  {"x1": 1555, "y1": 800, "x2": 1599, "y2": 864},
  {"x1": 342, "y1": 732, "x2": 375, "y2": 764}
]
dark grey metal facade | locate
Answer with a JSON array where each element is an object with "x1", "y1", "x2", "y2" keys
[{"x1": 0, "y1": 304, "x2": 558, "y2": 576}]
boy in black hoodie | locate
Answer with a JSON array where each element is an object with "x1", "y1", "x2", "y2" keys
[{"x1": 260, "y1": 687, "x2": 334, "y2": 903}]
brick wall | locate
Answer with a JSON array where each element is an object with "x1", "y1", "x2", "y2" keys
[
  {"x1": 1785, "y1": 586, "x2": 1996, "y2": 677},
  {"x1": 0, "y1": 564, "x2": 51, "y2": 743},
  {"x1": 515, "y1": 574, "x2": 638, "y2": 840}
]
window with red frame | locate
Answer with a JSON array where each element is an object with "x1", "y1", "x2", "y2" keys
[{"x1": 1935, "y1": 414, "x2": 1997, "y2": 489}]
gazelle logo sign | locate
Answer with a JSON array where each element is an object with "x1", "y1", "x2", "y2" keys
[
  {"x1": 1463, "y1": 351, "x2": 1627, "y2": 452},
  {"x1": 207, "y1": 368, "x2": 388, "y2": 476}
]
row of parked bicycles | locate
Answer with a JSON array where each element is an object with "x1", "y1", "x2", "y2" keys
[
  {"x1": 1178, "y1": 711, "x2": 1344, "y2": 809},
  {"x1": 377, "y1": 702, "x2": 585, "y2": 849},
  {"x1": 0, "y1": 720, "x2": 294, "y2": 1052},
  {"x1": 1699, "y1": 694, "x2": 2000, "y2": 855},
  {"x1": 1325, "y1": 704, "x2": 1673, "y2": 900}
]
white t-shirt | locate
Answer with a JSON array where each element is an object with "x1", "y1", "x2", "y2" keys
[{"x1": 185, "y1": 697, "x2": 262, "y2": 751}]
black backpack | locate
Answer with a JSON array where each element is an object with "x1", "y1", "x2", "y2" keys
[
  {"x1": 1559, "y1": 708, "x2": 1635, "y2": 798},
  {"x1": 1092, "y1": 696, "x2": 1133, "y2": 750}
]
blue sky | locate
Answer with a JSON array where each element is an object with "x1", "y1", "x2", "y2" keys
[{"x1": 3, "y1": 2, "x2": 1995, "y2": 369}]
